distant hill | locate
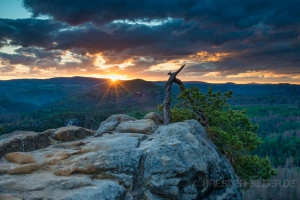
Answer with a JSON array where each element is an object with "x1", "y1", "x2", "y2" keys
[
  {"x1": 0, "y1": 99, "x2": 36, "y2": 114},
  {"x1": 1, "y1": 76, "x2": 300, "y2": 135},
  {"x1": 45, "y1": 78, "x2": 164, "y2": 112},
  {"x1": 0, "y1": 77, "x2": 107, "y2": 105},
  {"x1": 0, "y1": 78, "x2": 164, "y2": 134},
  {"x1": 154, "y1": 81, "x2": 300, "y2": 95}
]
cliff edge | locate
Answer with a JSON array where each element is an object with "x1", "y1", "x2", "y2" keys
[{"x1": 0, "y1": 112, "x2": 243, "y2": 200}]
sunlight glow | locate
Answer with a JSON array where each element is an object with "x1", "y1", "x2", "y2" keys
[
  {"x1": 108, "y1": 74, "x2": 129, "y2": 82},
  {"x1": 147, "y1": 61, "x2": 187, "y2": 72},
  {"x1": 90, "y1": 53, "x2": 134, "y2": 71},
  {"x1": 60, "y1": 51, "x2": 82, "y2": 64},
  {"x1": 112, "y1": 18, "x2": 173, "y2": 26},
  {"x1": 0, "y1": 45, "x2": 20, "y2": 55},
  {"x1": 109, "y1": 75, "x2": 119, "y2": 82},
  {"x1": 227, "y1": 71, "x2": 290, "y2": 79},
  {"x1": 92, "y1": 74, "x2": 128, "y2": 81},
  {"x1": 190, "y1": 51, "x2": 231, "y2": 62}
]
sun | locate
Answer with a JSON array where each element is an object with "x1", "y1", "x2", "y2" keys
[{"x1": 108, "y1": 75, "x2": 119, "y2": 82}]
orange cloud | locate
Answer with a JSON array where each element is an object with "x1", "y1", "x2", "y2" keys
[
  {"x1": 190, "y1": 51, "x2": 231, "y2": 62},
  {"x1": 89, "y1": 53, "x2": 134, "y2": 71},
  {"x1": 227, "y1": 70, "x2": 292, "y2": 79}
]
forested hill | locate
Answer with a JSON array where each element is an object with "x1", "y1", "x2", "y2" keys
[
  {"x1": 0, "y1": 77, "x2": 299, "y2": 135},
  {"x1": 0, "y1": 77, "x2": 108, "y2": 105},
  {"x1": 0, "y1": 78, "x2": 164, "y2": 133},
  {"x1": 155, "y1": 81, "x2": 300, "y2": 96}
]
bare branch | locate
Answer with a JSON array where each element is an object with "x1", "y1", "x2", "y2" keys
[{"x1": 163, "y1": 64, "x2": 185, "y2": 125}]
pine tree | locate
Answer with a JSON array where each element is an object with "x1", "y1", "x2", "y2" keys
[{"x1": 171, "y1": 86, "x2": 277, "y2": 183}]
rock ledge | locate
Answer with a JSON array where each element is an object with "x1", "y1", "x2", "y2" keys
[{"x1": 0, "y1": 113, "x2": 243, "y2": 200}]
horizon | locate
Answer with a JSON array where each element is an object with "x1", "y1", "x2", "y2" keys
[
  {"x1": 1, "y1": 75, "x2": 299, "y2": 85},
  {"x1": 0, "y1": 0, "x2": 300, "y2": 84}
]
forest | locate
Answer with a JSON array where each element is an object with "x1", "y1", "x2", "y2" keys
[{"x1": 0, "y1": 77, "x2": 299, "y2": 200}]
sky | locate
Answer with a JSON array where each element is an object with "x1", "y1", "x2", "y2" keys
[{"x1": 0, "y1": 0, "x2": 299, "y2": 84}]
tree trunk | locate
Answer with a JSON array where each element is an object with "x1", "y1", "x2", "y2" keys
[{"x1": 163, "y1": 64, "x2": 185, "y2": 125}]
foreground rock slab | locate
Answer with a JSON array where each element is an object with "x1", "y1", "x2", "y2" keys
[
  {"x1": 0, "y1": 113, "x2": 243, "y2": 200},
  {"x1": 0, "y1": 126, "x2": 95, "y2": 158}
]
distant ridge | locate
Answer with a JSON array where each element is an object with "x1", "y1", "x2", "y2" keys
[{"x1": 224, "y1": 82, "x2": 236, "y2": 85}]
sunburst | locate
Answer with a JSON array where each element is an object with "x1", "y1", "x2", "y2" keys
[
  {"x1": 96, "y1": 76, "x2": 133, "y2": 111},
  {"x1": 108, "y1": 75, "x2": 121, "y2": 82}
]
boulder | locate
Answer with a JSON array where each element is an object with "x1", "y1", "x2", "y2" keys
[
  {"x1": 143, "y1": 112, "x2": 164, "y2": 125},
  {"x1": 0, "y1": 131, "x2": 50, "y2": 158},
  {"x1": 96, "y1": 114, "x2": 136, "y2": 135},
  {"x1": 0, "y1": 126, "x2": 95, "y2": 158},
  {"x1": 116, "y1": 119, "x2": 157, "y2": 135},
  {"x1": 144, "y1": 120, "x2": 241, "y2": 199},
  {"x1": 48, "y1": 126, "x2": 95, "y2": 142},
  {"x1": 0, "y1": 114, "x2": 243, "y2": 200},
  {"x1": 4, "y1": 152, "x2": 36, "y2": 164}
]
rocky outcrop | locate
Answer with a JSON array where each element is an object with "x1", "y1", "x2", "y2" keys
[
  {"x1": 95, "y1": 114, "x2": 136, "y2": 136},
  {"x1": 143, "y1": 112, "x2": 164, "y2": 125},
  {"x1": 0, "y1": 126, "x2": 95, "y2": 158},
  {"x1": 0, "y1": 113, "x2": 243, "y2": 200}
]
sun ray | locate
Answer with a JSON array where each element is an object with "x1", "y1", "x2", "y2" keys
[
  {"x1": 113, "y1": 82, "x2": 120, "y2": 109},
  {"x1": 97, "y1": 80, "x2": 115, "y2": 106}
]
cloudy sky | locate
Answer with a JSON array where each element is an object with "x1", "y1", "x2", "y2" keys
[{"x1": 0, "y1": 0, "x2": 299, "y2": 83}]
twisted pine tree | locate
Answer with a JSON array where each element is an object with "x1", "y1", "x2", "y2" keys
[{"x1": 162, "y1": 64, "x2": 185, "y2": 125}]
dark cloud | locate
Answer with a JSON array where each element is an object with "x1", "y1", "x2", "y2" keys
[
  {"x1": 0, "y1": 64, "x2": 15, "y2": 73},
  {"x1": 23, "y1": 0, "x2": 300, "y2": 29},
  {"x1": 0, "y1": 47, "x2": 94, "y2": 72},
  {"x1": 0, "y1": 18, "x2": 66, "y2": 48},
  {"x1": 0, "y1": 52, "x2": 37, "y2": 65},
  {"x1": 0, "y1": 0, "x2": 299, "y2": 81}
]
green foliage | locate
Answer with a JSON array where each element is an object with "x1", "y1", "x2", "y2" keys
[
  {"x1": 171, "y1": 86, "x2": 277, "y2": 183},
  {"x1": 170, "y1": 106, "x2": 196, "y2": 122},
  {"x1": 176, "y1": 86, "x2": 232, "y2": 119},
  {"x1": 256, "y1": 134, "x2": 300, "y2": 167},
  {"x1": 235, "y1": 155, "x2": 277, "y2": 183},
  {"x1": 208, "y1": 109, "x2": 260, "y2": 154}
]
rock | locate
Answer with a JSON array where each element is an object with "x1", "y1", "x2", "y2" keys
[
  {"x1": 5, "y1": 163, "x2": 38, "y2": 174},
  {"x1": 49, "y1": 126, "x2": 95, "y2": 142},
  {"x1": 143, "y1": 112, "x2": 164, "y2": 125},
  {"x1": 96, "y1": 114, "x2": 136, "y2": 136},
  {"x1": 95, "y1": 148, "x2": 143, "y2": 175},
  {"x1": 0, "y1": 114, "x2": 243, "y2": 200},
  {"x1": 0, "y1": 194, "x2": 23, "y2": 200},
  {"x1": 116, "y1": 119, "x2": 158, "y2": 135},
  {"x1": 0, "y1": 131, "x2": 51, "y2": 158},
  {"x1": 60, "y1": 180, "x2": 127, "y2": 200},
  {"x1": 4, "y1": 152, "x2": 36, "y2": 164},
  {"x1": 143, "y1": 120, "x2": 242, "y2": 200},
  {"x1": 0, "y1": 126, "x2": 95, "y2": 158}
]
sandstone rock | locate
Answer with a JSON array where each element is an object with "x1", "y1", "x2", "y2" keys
[
  {"x1": 0, "y1": 194, "x2": 23, "y2": 200},
  {"x1": 95, "y1": 148, "x2": 143, "y2": 175},
  {"x1": 0, "y1": 131, "x2": 50, "y2": 158},
  {"x1": 96, "y1": 114, "x2": 136, "y2": 135},
  {"x1": 6, "y1": 163, "x2": 38, "y2": 175},
  {"x1": 144, "y1": 121, "x2": 209, "y2": 198},
  {"x1": 116, "y1": 119, "x2": 157, "y2": 134},
  {"x1": 4, "y1": 152, "x2": 36, "y2": 164},
  {"x1": 0, "y1": 172, "x2": 127, "y2": 200},
  {"x1": 60, "y1": 180, "x2": 127, "y2": 200},
  {"x1": 0, "y1": 114, "x2": 243, "y2": 200},
  {"x1": 143, "y1": 112, "x2": 164, "y2": 125},
  {"x1": 49, "y1": 126, "x2": 95, "y2": 142},
  {"x1": 0, "y1": 126, "x2": 95, "y2": 158}
]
